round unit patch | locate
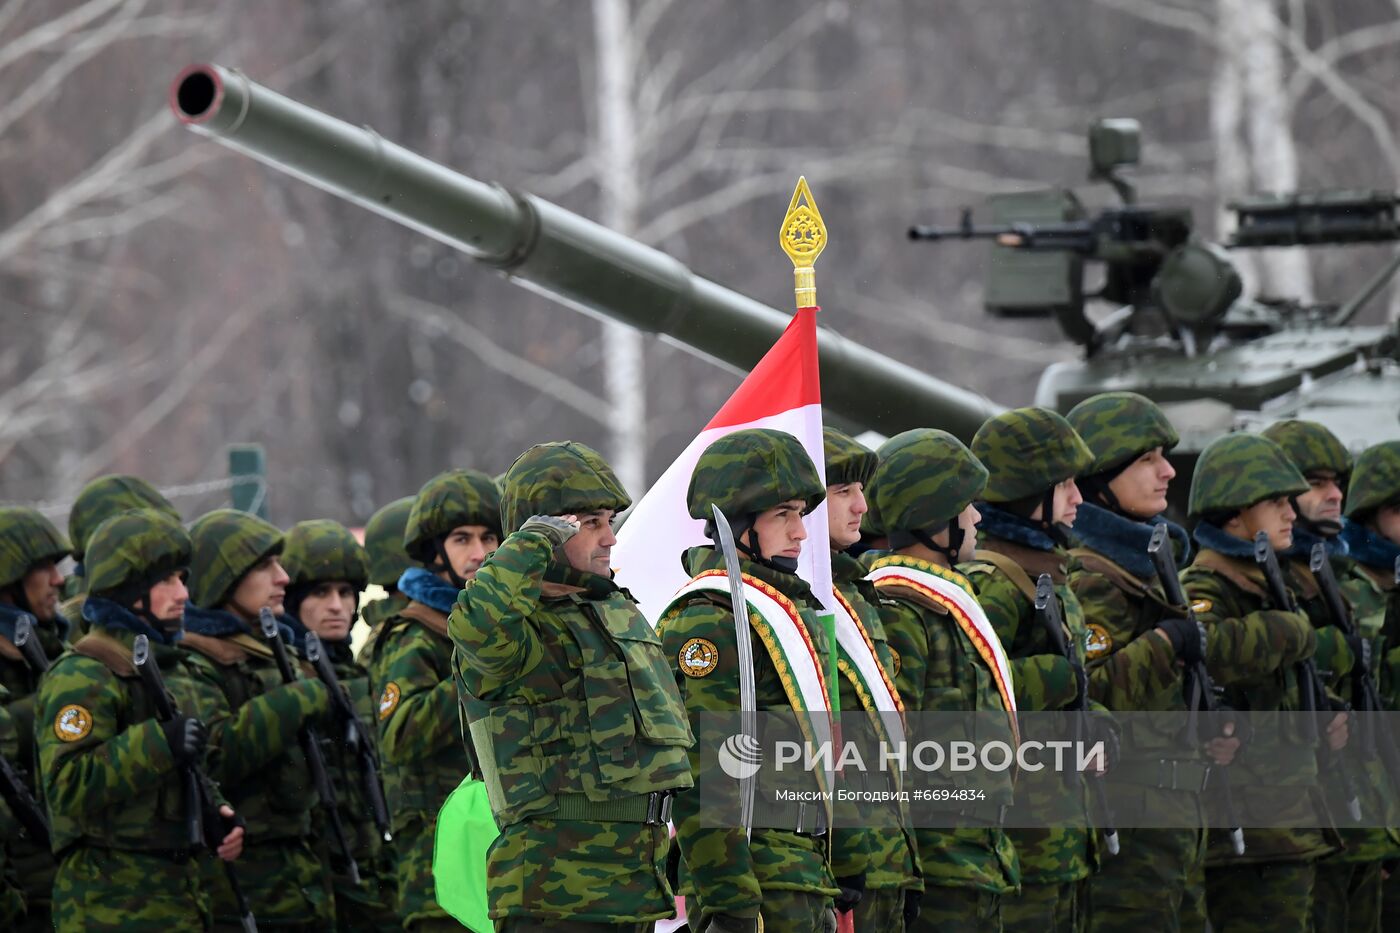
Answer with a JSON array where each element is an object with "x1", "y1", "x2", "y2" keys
[
  {"x1": 378, "y1": 682, "x2": 402, "y2": 721},
  {"x1": 887, "y1": 647, "x2": 902, "y2": 678},
  {"x1": 679, "y1": 637, "x2": 720, "y2": 678},
  {"x1": 1084, "y1": 624, "x2": 1113, "y2": 660},
  {"x1": 54, "y1": 704, "x2": 93, "y2": 742},
  {"x1": 1191, "y1": 599, "x2": 1212, "y2": 615}
]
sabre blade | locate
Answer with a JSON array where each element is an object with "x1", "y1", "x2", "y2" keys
[{"x1": 712, "y1": 504, "x2": 757, "y2": 838}]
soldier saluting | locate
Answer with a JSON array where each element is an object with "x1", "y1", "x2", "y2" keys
[
  {"x1": 34, "y1": 508, "x2": 245, "y2": 930},
  {"x1": 452, "y1": 441, "x2": 693, "y2": 932}
]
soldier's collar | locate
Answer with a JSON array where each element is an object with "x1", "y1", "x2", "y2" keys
[{"x1": 542, "y1": 560, "x2": 618, "y2": 599}]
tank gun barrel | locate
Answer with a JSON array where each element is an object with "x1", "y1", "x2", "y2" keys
[{"x1": 170, "y1": 64, "x2": 1001, "y2": 440}]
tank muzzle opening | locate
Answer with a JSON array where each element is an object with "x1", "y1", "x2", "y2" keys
[{"x1": 176, "y1": 70, "x2": 217, "y2": 119}]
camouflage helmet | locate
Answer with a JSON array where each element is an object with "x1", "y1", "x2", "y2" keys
[
  {"x1": 68, "y1": 475, "x2": 179, "y2": 562},
  {"x1": 189, "y1": 509, "x2": 284, "y2": 609},
  {"x1": 503, "y1": 441, "x2": 631, "y2": 534},
  {"x1": 1188, "y1": 433, "x2": 1309, "y2": 519},
  {"x1": 1345, "y1": 440, "x2": 1400, "y2": 518},
  {"x1": 0, "y1": 507, "x2": 71, "y2": 589},
  {"x1": 1260, "y1": 419, "x2": 1352, "y2": 481},
  {"x1": 282, "y1": 520, "x2": 369, "y2": 590},
  {"x1": 872, "y1": 429, "x2": 988, "y2": 535},
  {"x1": 972, "y1": 407, "x2": 1093, "y2": 503},
  {"x1": 364, "y1": 496, "x2": 413, "y2": 588},
  {"x1": 687, "y1": 429, "x2": 825, "y2": 524},
  {"x1": 860, "y1": 470, "x2": 885, "y2": 538},
  {"x1": 823, "y1": 427, "x2": 878, "y2": 488},
  {"x1": 1067, "y1": 392, "x2": 1179, "y2": 476},
  {"x1": 404, "y1": 470, "x2": 502, "y2": 564},
  {"x1": 84, "y1": 509, "x2": 191, "y2": 600}
]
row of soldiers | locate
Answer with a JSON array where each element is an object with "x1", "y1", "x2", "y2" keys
[{"x1": 0, "y1": 393, "x2": 1397, "y2": 931}]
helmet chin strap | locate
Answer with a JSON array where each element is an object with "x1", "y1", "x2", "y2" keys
[
  {"x1": 732, "y1": 524, "x2": 799, "y2": 574},
  {"x1": 432, "y1": 539, "x2": 467, "y2": 589},
  {"x1": 1037, "y1": 487, "x2": 1072, "y2": 547}
]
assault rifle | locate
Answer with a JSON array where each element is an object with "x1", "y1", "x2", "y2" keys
[
  {"x1": 0, "y1": 750, "x2": 48, "y2": 850},
  {"x1": 1033, "y1": 574, "x2": 1119, "y2": 856},
  {"x1": 1309, "y1": 543, "x2": 1400, "y2": 787},
  {"x1": 301, "y1": 632, "x2": 392, "y2": 842},
  {"x1": 1147, "y1": 523, "x2": 1245, "y2": 856},
  {"x1": 257, "y1": 608, "x2": 360, "y2": 883},
  {"x1": 132, "y1": 634, "x2": 256, "y2": 932},
  {"x1": 14, "y1": 614, "x2": 50, "y2": 674},
  {"x1": 1253, "y1": 532, "x2": 1362, "y2": 820}
]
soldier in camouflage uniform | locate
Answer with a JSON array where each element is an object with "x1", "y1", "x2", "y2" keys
[
  {"x1": 0, "y1": 682, "x2": 29, "y2": 925},
  {"x1": 183, "y1": 508, "x2": 336, "y2": 929},
  {"x1": 864, "y1": 428, "x2": 1020, "y2": 931},
  {"x1": 1181, "y1": 433, "x2": 1344, "y2": 933},
  {"x1": 823, "y1": 427, "x2": 923, "y2": 931},
  {"x1": 370, "y1": 469, "x2": 500, "y2": 930},
  {"x1": 1339, "y1": 440, "x2": 1400, "y2": 929},
  {"x1": 360, "y1": 497, "x2": 413, "y2": 643},
  {"x1": 1065, "y1": 392, "x2": 1222, "y2": 932},
  {"x1": 658, "y1": 429, "x2": 837, "y2": 932},
  {"x1": 0, "y1": 506, "x2": 70, "y2": 929},
  {"x1": 1261, "y1": 420, "x2": 1400, "y2": 933},
  {"x1": 35, "y1": 509, "x2": 246, "y2": 930},
  {"x1": 59, "y1": 474, "x2": 180, "y2": 622},
  {"x1": 962, "y1": 408, "x2": 1100, "y2": 933},
  {"x1": 280, "y1": 520, "x2": 397, "y2": 931},
  {"x1": 453, "y1": 441, "x2": 693, "y2": 930}
]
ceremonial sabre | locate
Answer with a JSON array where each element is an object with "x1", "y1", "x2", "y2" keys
[{"x1": 712, "y1": 504, "x2": 758, "y2": 838}]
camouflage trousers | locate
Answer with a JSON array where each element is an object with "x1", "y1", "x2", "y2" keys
[
  {"x1": 909, "y1": 886, "x2": 1001, "y2": 932},
  {"x1": 686, "y1": 890, "x2": 834, "y2": 933},
  {"x1": 1205, "y1": 861, "x2": 1315, "y2": 933},
  {"x1": 327, "y1": 846, "x2": 398, "y2": 932},
  {"x1": 496, "y1": 923, "x2": 649, "y2": 932},
  {"x1": 52, "y1": 845, "x2": 209, "y2": 932},
  {"x1": 1088, "y1": 827, "x2": 1206, "y2": 932},
  {"x1": 1001, "y1": 878, "x2": 1088, "y2": 933},
  {"x1": 10, "y1": 832, "x2": 53, "y2": 931},
  {"x1": 852, "y1": 886, "x2": 907, "y2": 932},
  {"x1": 1310, "y1": 858, "x2": 1382, "y2": 933}
]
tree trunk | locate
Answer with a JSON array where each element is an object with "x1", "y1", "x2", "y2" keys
[{"x1": 592, "y1": 0, "x2": 647, "y2": 495}]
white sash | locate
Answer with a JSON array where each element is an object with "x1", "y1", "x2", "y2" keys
[
  {"x1": 829, "y1": 589, "x2": 906, "y2": 749},
  {"x1": 866, "y1": 562, "x2": 1017, "y2": 716}
]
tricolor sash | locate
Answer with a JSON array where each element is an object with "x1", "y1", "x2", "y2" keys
[
  {"x1": 664, "y1": 570, "x2": 834, "y2": 791},
  {"x1": 830, "y1": 587, "x2": 906, "y2": 750},
  {"x1": 867, "y1": 560, "x2": 1019, "y2": 739}
]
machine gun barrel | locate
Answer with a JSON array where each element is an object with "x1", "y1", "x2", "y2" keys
[
  {"x1": 909, "y1": 208, "x2": 1097, "y2": 252},
  {"x1": 170, "y1": 64, "x2": 1002, "y2": 441},
  {"x1": 1228, "y1": 191, "x2": 1400, "y2": 248}
]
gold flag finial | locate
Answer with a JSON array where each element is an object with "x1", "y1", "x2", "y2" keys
[{"x1": 780, "y1": 176, "x2": 827, "y2": 309}]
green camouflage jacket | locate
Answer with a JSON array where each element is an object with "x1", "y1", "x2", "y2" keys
[
  {"x1": 358, "y1": 593, "x2": 408, "y2": 652},
  {"x1": 657, "y1": 545, "x2": 838, "y2": 922},
  {"x1": 1292, "y1": 548, "x2": 1400, "y2": 863},
  {"x1": 34, "y1": 619, "x2": 224, "y2": 930},
  {"x1": 867, "y1": 551, "x2": 1021, "y2": 896},
  {"x1": 0, "y1": 684, "x2": 27, "y2": 926},
  {"x1": 831, "y1": 550, "x2": 921, "y2": 894},
  {"x1": 180, "y1": 605, "x2": 335, "y2": 926},
  {"x1": 286, "y1": 623, "x2": 396, "y2": 926},
  {"x1": 453, "y1": 530, "x2": 693, "y2": 925},
  {"x1": 960, "y1": 531, "x2": 1096, "y2": 885},
  {"x1": 366, "y1": 579, "x2": 469, "y2": 927},
  {"x1": 1180, "y1": 537, "x2": 1339, "y2": 866},
  {"x1": 0, "y1": 604, "x2": 66, "y2": 912}
]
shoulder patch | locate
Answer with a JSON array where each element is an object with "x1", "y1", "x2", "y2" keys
[
  {"x1": 1084, "y1": 623, "x2": 1113, "y2": 660},
  {"x1": 1191, "y1": 599, "x2": 1212, "y2": 615},
  {"x1": 54, "y1": 704, "x2": 93, "y2": 742},
  {"x1": 378, "y1": 682, "x2": 402, "y2": 721},
  {"x1": 886, "y1": 646, "x2": 901, "y2": 677},
  {"x1": 678, "y1": 637, "x2": 720, "y2": 678}
]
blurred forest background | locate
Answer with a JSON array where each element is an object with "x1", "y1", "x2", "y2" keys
[{"x1": 3, "y1": 0, "x2": 1400, "y2": 527}]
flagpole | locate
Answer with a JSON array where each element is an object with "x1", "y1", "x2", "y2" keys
[{"x1": 780, "y1": 177, "x2": 839, "y2": 717}]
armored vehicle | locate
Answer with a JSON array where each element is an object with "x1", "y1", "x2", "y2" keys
[{"x1": 170, "y1": 65, "x2": 1400, "y2": 498}]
